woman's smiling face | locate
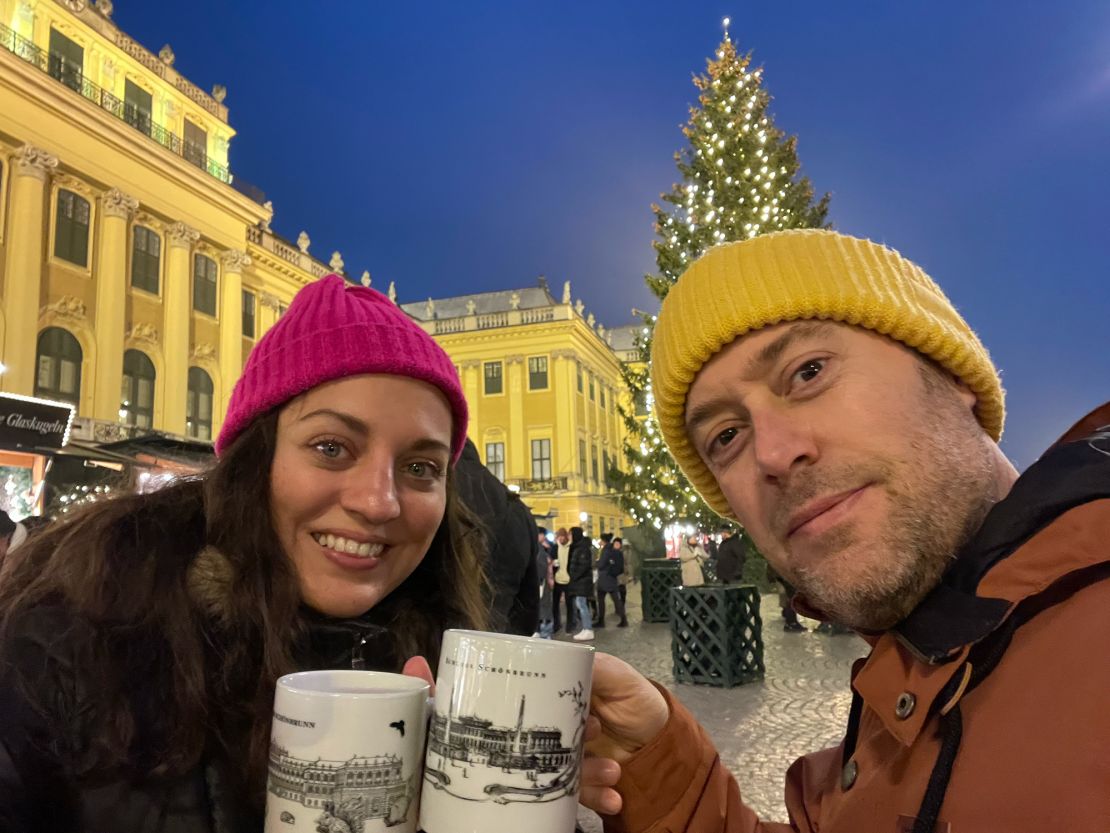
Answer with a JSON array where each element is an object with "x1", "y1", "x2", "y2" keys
[{"x1": 269, "y1": 374, "x2": 454, "y2": 618}]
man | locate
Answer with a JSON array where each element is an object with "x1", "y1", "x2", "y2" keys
[
  {"x1": 596, "y1": 537, "x2": 628, "y2": 628},
  {"x1": 580, "y1": 229, "x2": 1110, "y2": 832},
  {"x1": 714, "y1": 526, "x2": 745, "y2": 585},
  {"x1": 567, "y1": 526, "x2": 595, "y2": 641},
  {"x1": 452, "y1": 439, "x2": 538, "y2": 635}
]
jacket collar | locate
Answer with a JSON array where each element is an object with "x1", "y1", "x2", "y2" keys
[{"x1": 187, "y1": 546, "x2": 400, "y2": 672}]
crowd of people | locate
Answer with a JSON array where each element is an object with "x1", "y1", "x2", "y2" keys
[{"x1": 1, "y1": 228, "x2": 1105, "y2": 832}]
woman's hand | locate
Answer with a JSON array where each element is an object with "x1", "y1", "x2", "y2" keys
[
  {"x1": 402, "y1": 656, "x2": 435, "y2": 694},
  {"x1": 581, "y1": 653, "x2": 669, "y2": 816}
]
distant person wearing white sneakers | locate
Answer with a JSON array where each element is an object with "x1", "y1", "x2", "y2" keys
[{"x1": 567, "y1": 526, "x2": 596, "y2": 641}]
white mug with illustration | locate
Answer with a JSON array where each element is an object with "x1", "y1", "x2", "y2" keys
[
  {"x1": 264, "y1": 670, "x2": 430, "y2": 833},
  {"x1": 419, "y1": 630, "x2": 595, "y2": 833}
]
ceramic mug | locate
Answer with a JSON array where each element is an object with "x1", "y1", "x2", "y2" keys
[
  {"x1": 419, "y1": 630, "x2": 595, "y2": 833},
  {"x1": 264, "y1": 670, "x2": 429, "y2": 833}
]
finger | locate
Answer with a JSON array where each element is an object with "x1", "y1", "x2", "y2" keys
[
  {"x1": 401, "y1": 656, "x2": 435, "y2": 692},
  {"x1": 579, "y1": 785, "x2": 623, "y2": 816},
  {"x1": 581, "y1": 756, "x2": 621, "y2": 787},
  {"x1": 585, "y1": 714, "x2": 602, "y2": 742}
]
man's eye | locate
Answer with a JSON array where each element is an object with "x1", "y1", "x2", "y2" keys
[
  {"x1": 715, "y1": 427, "x2": 738, "y2": 449},
  {"x1": 792, "y1": 359, "x2": 825, "y2": 385}
]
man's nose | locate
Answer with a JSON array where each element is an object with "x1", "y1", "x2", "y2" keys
[{"x1": 751, "y1": 405, "x2": 818, "y2": 482}]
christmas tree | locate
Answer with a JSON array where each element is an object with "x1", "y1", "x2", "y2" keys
[{"x1": 612, "y1": 21, "x2": 829, "y2": 533}]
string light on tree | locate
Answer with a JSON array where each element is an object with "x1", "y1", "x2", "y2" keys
[{"x1": 610, "y1": 19, "x2": 829, "y2": 531}]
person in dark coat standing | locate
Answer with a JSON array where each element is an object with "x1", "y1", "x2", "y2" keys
[
  {"x1": 567, "y1": 526, "x2": 595, "y2": 641},
  {"x1": 596, "y1": 537, "x2": 627, "y2": 627},
  {"x1": 714, "y1": 526, "x2": 746, "y2": 584},
  {"x1": 535, "y1": 527, "x2": 555, "y2": 638},
  {"x1": 453, "y1": 439, "x2": 539, "y2": 636}
]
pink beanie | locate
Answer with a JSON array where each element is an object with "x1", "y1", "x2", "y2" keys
[{"x1": 216, "y1": 274, "x2": 468, "y2": 461}]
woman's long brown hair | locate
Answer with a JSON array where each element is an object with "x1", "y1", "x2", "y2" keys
[{"x1": 0, "y1": 410, "x2": 488, "y2": 804}]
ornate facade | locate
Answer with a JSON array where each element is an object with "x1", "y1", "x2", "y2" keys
[
  {"x1": 402, "y1": 280, "x2": 633, "y2": 534},
  {"x1": 0, "y1": 0, "x2": 335, "y2": 444}
]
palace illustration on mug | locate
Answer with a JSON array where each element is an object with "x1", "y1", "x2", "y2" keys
[
  {"x1": 267, "y1": 742, "x2": 417, "y2": 829},
  {"x1": 423, "y1": 684, "x2": 588, "y2": 804}
]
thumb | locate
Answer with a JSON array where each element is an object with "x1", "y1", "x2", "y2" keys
[{"x1": 402, "y1": 655, "x2": 435, "y2": 693}]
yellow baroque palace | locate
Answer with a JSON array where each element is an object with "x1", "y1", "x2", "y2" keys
[
  {"x1": 0, "y1": 0, "x2": 636, "y2": 530},
  {"x1": 0, "y1": 0, "x2": 331, "y2": 446},
  {"x1": 403, "y1": 281, "x2": 638, "y2": 535}
]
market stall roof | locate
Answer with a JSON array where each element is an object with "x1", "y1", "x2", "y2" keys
[{"x1": 97, "y1": 432, "x2": 215, "y2": 472}]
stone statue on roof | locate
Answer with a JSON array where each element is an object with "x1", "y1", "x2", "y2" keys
[{"x1": 562, "y1": 281, "x2": 572, "y2": 304}]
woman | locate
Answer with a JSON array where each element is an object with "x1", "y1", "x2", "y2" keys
[
  {"x1": 678, "y1": 534, "x2": 707, "y2": 587},
  {"x1": 0, "y1": 275, "x2": 486, "y2": 832}
]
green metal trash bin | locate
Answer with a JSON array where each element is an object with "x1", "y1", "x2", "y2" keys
[
  {"x1": 671, "y1": 584, "x2": 765, "y2": 687},
  {"x1": 640, "y1": 558, "x2": 681, "y2": 622}
]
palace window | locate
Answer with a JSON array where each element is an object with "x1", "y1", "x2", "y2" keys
[
  {"x1": 48, "y1": 29, "x2": 83, "y2": 92},
  {"x1": 531, "y1": 439, "x2": 551, "y2": 481},
  {"x1": 528, "y1": 356, "x2": 548, "y2": 390},
  {"x1": 121, "y1": 349, "x2": 155, "y2": 428},
  {"x1": 242, "y1": 290, "x2": 256, "y2": 338},
  {"x1": 54, "y1": 189, "x2": 90, "y2": 267},
  {"x1": 131, "y1": 225, "x2": 161, "y2": 293},
  {"x1": 34, "y1": 327, "x2": 82, "y2": 408},
  {"x1": 485, "y1": 442, "x2": 505, "y2": 482},
  {"x1": 193, "y1": 254, "x2": 218, "y2": 315},
  {"x1": 124, "y1": 79, "x2": 153, "y2": 136},
  {"x1": 483, "y1": 361, "x2": 503, "y2": 395},
  {"x1": 183, "y1": 119, "x2": 208, "y2": 170},
  {"x1": 186, "y1": 367, "x2": 214, "y2": 440}
]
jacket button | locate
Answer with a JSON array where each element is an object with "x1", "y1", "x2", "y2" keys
[
  {"x1": 895, "y1": 692, "x2": 917, "y2": 720},
  {"x1": 841, "y1": 760, "x2": 858, "y2": 791}
]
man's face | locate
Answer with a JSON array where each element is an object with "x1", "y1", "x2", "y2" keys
[
  {"x1": 613, "y1": 540, "x2": 622, "y2": 550},
  {"x1": 685, "y1": 321, "x2": 998, "y2": 630}
]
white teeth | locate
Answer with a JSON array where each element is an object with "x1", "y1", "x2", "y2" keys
[{"x1": 312, "y1": 533, "x2": 383, "y2": 559}]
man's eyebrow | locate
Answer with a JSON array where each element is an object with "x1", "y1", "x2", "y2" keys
[
  {"x1": 685, "y1": 394, "x2": 739, "y2": 439},
  {"x1": 745, "y1": 321, "x2": 836, "y2": 378}
]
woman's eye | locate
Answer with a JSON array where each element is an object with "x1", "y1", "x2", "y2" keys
[
  {"x1": 792, "y1": 358, "x2": 825, "y2": 386},
  {"x1": 406, "y1": 461, "x2": 442, "y2": 480},
  {"x1": 314, "y1": 440, "x2": 346, "y2": 459}
]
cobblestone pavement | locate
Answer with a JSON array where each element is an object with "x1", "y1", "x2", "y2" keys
[{"x1": 567, "y1": 584, "x2": 868, "y2": 831}]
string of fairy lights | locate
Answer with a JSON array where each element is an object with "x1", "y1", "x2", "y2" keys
[{"x1": 615, "y1": 17, "x2": 826, "y2": 531}]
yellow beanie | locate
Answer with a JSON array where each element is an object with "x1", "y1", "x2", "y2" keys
[{"x1": 651, "y1": 229, "x2": 1004, "y2": 518}]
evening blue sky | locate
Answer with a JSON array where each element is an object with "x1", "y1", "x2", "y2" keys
[{"x1": 117, "y1": 1, "x2": 1109, "y2": 469}]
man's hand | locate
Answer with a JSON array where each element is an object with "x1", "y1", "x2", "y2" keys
[{"x1": 580, "y1": 653, "x2": 669, "y2": 816}]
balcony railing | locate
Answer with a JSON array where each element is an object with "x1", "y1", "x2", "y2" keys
[
  {"x1": 509, "y1": 476, "x2": 569, "y2": 493},
  {"x1": 246, "y1": 226, "x2": 329, "y2": 277},
  {"x1": 0, "y1": 23, "x2": 230, "y2": 184}
]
